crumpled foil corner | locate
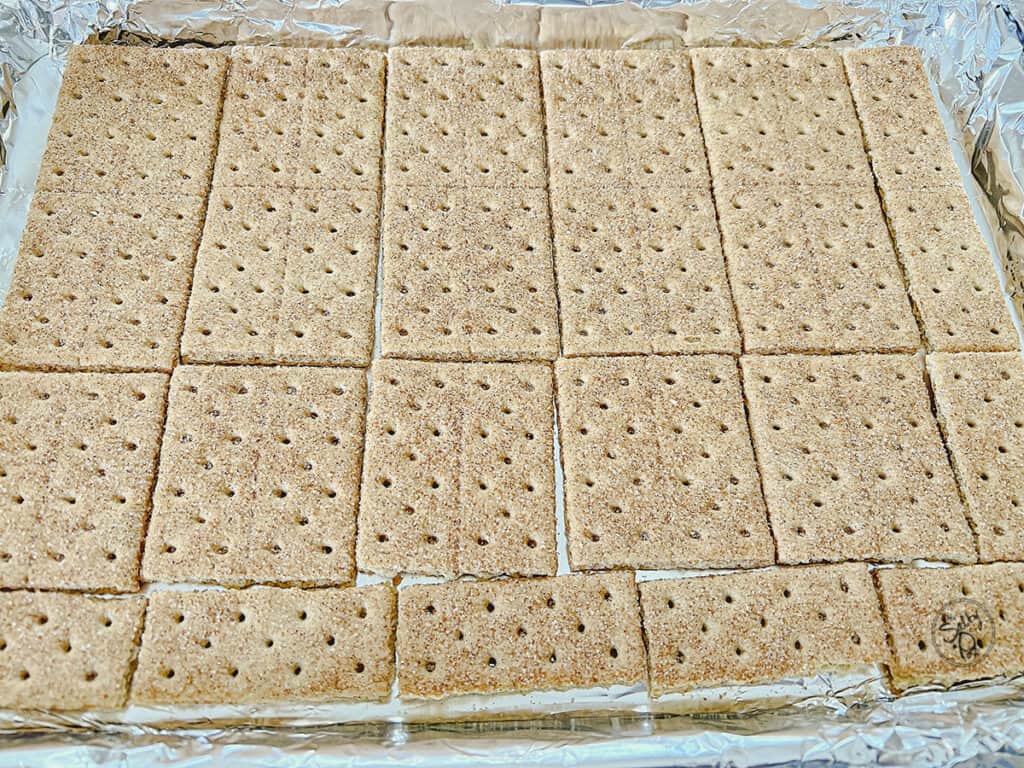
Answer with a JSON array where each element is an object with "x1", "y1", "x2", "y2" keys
[{"x1": 1, "y1": 0, "x2": 1023, "y2": 765}]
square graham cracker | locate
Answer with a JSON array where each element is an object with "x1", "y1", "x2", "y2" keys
[
  {"x1": 37, "y1": 45, "x2": 228, "y2": 194},
  {"x1": 0, "y1": 193, "x2": 206, "y2": 372},
  {"x1": 884, "y1": 186, "x2": 1017, "y2": 352},
  {"x1": 639, "y1": 564, "x2": 888, "y2": 696},
  {"x1": 556, "y1": 355, "x2": 773, "y2": 570},
  {"x1": 742, "y1": 354, "x2": 975, "y2": 565},
  {"x1": 716, "y1": 182, "x2": 919, "y2": 354},
  {"x1": 0, "y1": 372, "x2": 167, "y2": 591},
  {"x1": 181, "y1": 187, "x2": 379, "y2": 366},
  {"x1": 691, "y1": 48, "x2": 873, "y2": 187},
  {"x1": 380, "y1": 185, "x2": 559, "y2": 361},
  {"x1": 844, "y1": 46, "x2": 962, "y2": 190},
  {"x1": 929, "y1": 353, "x2": 1024, "y2": 561},
  {"x1": 357, "y1": 359, "x2": 557, "y2": 578},
  {"x1": 876, "y1": 563, "x2": 1024, "y2": 691},
  {"x1": 132, "y1": 584, "x2": 395, "y2": 704},
  {"x1": 0, "y1": 593, "x2": 145, "y2": 710},
  {"x1": 142, "y1": 365, "x2": 366, "y2": 587},
  {"x1": 541, "y1": 50, "x2": 709, "y2": 189},
  {"x1": 551, "y1": 183, "x2": 739, "y2": 356},
  {"x1": 214, "y1": 48, "x2": 385, "y2": 190},
  {"x1": 385, "y1": 47, "x2": 545, "y2": 189},
  {"x1": 397, "y1": 571, "x2": 645, "y2": 698}
]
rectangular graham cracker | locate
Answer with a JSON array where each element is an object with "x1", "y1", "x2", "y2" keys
[
  {"x1": 380, "y1": 185, "x2": 559, "y2": 361},
  {"x1": 639, "y1": 564, "x2": 888, "y2": 696},
  {"x1": 37, "y1": 45, "x2": 228, "y2": 194},
  {"x1": 132, "y1": 584, "x2": 395, "y2": 705},
  {"x1": 691, "y1": 48, "x2": 873, "y2": 187},
  {"x1": 551, "y1": 183, "x2": 739, "y2": 356},
  {"x1": 556, "y1": 355, "x2": 773, "y2": 570},
  {"x1": 884, "y1": 186, "x2": 1018, "y2": 352},
  {"x1": 215, "y1": 47, "x2": 385, "y2": 190},
  {"x1": 844, "y1": 46, "x2": 962, "y2": 190},
  {"x1": 357, "y1": 359, "x2": 557, "y2": 577},
  {"x1": 180, "y1": 187, "x2": 379, "y2": 366},
  {"x1": 0, "y1": 593, "x2": 145, "y2": 711},
  {"x1": 0, "y1": 372, "x2": 166, "y2": 591},
  {"x1": 742, "y1": 354, "x2": 976, "y2": 565},
  {"x1": 142, "y1": 365, "x2": 366, "y2": 586},
  {"x1": 716, "y1": 182, "x2": 919, "y2": 354},
  {"x1": 397, "y1": 571, "x2": 645, "y2": 698},
  {"x1": 541, "y1": 50, "x2": 709, "y2": 188},
  {"x1": 0, "y1": 193, "x2": 206, "y2": 372},
  {"x1": 929, "y1": 353, "x2": 1024, "y2": 561},
  {"x1": 385, "y1": 47, "x2": 546, "y2": 189},
  {"x1": 876, "y1": 563, "x2": 1024, "y2": 691}
]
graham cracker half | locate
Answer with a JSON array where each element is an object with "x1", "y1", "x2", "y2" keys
[
  {"x1": 397, "y1": 571, "x2": 645, "y2": 698},
  {"x1": 541, "y1": 50, "x2": 708, "y2": 188},
  {"x1": 876, "y1": 563, "x2": 1024, "y2": 691},
  {"x1": 556, "y1": 355, "x2": 773, "y2": 570},
  {"x1": 640, "y1": 563, "x2": 888, "y2": 696},
  {"x1": 0, "y1": 372, "x2": 167, "y2": 591},
  {"x1": 37, "y1": 45, "x2": 228, "y2": 194},
  {"x1": 0, "y1": 593, "x2": 145, "y2": 711},
  {"x1": 181, "y1": 187, "x2": 379, "y2": 366},
  {"x1": 716, "y1": 182, "x2": 920, "y2": 354},
  {"x1": 551, "y1": 182, "x2": 740, "y2": 356},
  {"x1": 357, "y1": 359, "x2": 557, "y2": 577},
  {"x1": 132, "y1": 584, "x2": 395, "y2": 704},
  {"x1": 380, "y1": 185, "x2": 559, "y2": 361},
  {"x1": 844, "y1": 46, "x2": 962, "y2": 190},
  {"x1": 142, "y1": 365, "x2": 366, "y2": 587},
  {"x1": 692, "y1": 47, "x2": 873, "y2": 187},
  {"x1": 385, "y1": 47, "x2": 545, "y2": 189},
  {"x1": 742, "y1": 353, "x2": 976, "y2": 565},
  {"x1": 0, "y1": 193, "x2": 206, "y2": 372},
  {"x1": 929, "y1": 353, "x2": 1024, "y2": 561},
  {"x1": 884, "y1": 186, "x2": 1018, "y2": 352}
]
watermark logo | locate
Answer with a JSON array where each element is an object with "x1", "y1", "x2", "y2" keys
[{"x1": 931, "y1": 598, "x2": 995, "y2": 665}]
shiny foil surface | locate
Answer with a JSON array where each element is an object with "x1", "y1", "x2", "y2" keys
[{"x1": 0, "y1": 0, "x2": 1023, "y2": 765}]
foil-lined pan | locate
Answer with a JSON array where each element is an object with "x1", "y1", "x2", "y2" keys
[{"x1": 1, "y1": 0, "x2": 1024, "y2": 764}]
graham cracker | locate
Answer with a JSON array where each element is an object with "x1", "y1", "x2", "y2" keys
[
  {"x1": 180, "y1": 188, "x2": 290, "y2": 364},
  {"x1": 929, "y1": 353, "x2": 1024, "y2": 562},
  {"x1": 385, "y1": 47, "x2": 546, "y2": 189},
  {"x1": 142, "y1": 365, "x2": 366, "y2": 587},
  {"x1": 37, "y1": 45, "x2": 228, "y2": 194},
  {"x1": 213, "y1": 47, "x2": 307, "y2": 189},
  {"x1": 551, "y1": 183, "x2": 739, "y2": 356},
  {"x1": 357, "y1": 359, "x2": 557, "y2": 577},
  {"x1": 380, "y1": 185, "x2": 559, "y2": 361},
  {"x1": 0, "y1": 593, "x2": 145, "y2": 711},
  {"x1": 397, "y1": 571, "x2": 645, "y2": 698},
  {"x1": 639, "y1": 564, "x2": 888, "y2": 696},
  {"x1": 541, "y1": 50, "x2": 708, "y2": 188},
  {"x1": 556, "y1": 355, "x2": 773, "y2": 570},
  {"x1": 132, "y1": 584, "x2": 395, "y2": 704},
  {"x1": 844, "y1": 46, "x2": 962, "y2": 190},
  {"x1": 876, "y1": 563, "x2": 1024, "y2": 691},
  {"x1": 0, "y1": 372, "x2": 166, "y2": 591},
  {"x1": 296, "y1": 49, "x2": 385, "y2": 190},
  {"x1": 0, "y1": 193, "x2": 206, "y2": 372},
  {"x1": 181, "y1": 187, "x2": 379, "y2": 366},
  {"x1": 692, "y1": 47, "x2": 873, "y2": 187},
  {"x1": 884, "y1": 186, "x2": 1017, "y2": 352},
  {"x1": 716, "y1": 182, "x2": 919, "y2": 354},
  {"x1": 742, "y1": 354, "x2": 976, "y2": 565}
]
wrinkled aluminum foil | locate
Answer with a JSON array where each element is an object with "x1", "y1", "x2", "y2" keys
[{"x1": 2, "y1": 0, "x2": 1024, "y2": 764}]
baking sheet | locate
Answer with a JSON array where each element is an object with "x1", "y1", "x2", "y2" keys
[{"x1": 2, "y1": 0, "x2": 1024, "y2": 764}]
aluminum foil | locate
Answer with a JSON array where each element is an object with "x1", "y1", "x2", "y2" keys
[{"x1": 2, "y1": 0, "x2": 1024, "y2": 764}]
